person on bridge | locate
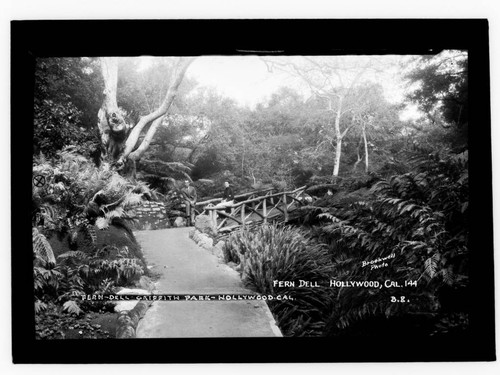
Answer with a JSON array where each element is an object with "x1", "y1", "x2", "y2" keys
[
  {"x1": 213, "y1": 181, "x2": 234, "y2": 219},
  {"x1": 222, "y1": 181, "x2": 234, "y2": 209},
  {"x1": 181, "y1": 180, "x2": 197, "y2": 226}
]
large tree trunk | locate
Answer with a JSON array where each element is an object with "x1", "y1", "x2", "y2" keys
[
  {"x1": 97, "y1": 57, "x2": 195, "y2": 169},
  {"x1": 98, "y1": 57, "x2": 130, "y2": 160}
]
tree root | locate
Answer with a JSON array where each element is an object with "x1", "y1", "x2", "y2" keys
[{"x1": 115, "y1": 299, "x2": 153, "y2": 338}]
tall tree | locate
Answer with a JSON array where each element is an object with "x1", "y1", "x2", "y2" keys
[
  {"x1": 262, "y1": 56, "x2": 384, "y2": 179},
  {"x1": 404, "y1": 50, "x2": 468, "y2": 128},
  {"x1": 97, "y1": 56, "x2": 195, "y2": 174}
]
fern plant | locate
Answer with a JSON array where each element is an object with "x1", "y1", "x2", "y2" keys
[
  {"x1": 34, "y1": 237, "x2": 144, "y2": 316},
  {"x1": 309, "y1": 147, "x2": 469, "y2": 337},
  {"x1": 33, "y1": 227, "x2": 56, "y2": 265},
  {"x1": 33, "y1": 147, "x2": 152, "y2": 234}
]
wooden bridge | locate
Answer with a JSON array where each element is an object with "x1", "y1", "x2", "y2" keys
[{"x1": 193, "y1": 186, "x2": 310, "y2": 234}]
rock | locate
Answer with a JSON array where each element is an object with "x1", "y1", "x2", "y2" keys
[
  {"x1": 114, "y1": 301, "x2": 138, "y2": 312},
  {"x1": 198, "y1": 234, "x2": 213, "y2": 250},
  {"x1": 189, "y1": 229, "x2": 200, "y2": 242},
  {"x1": 213, "y1": 240, "x2": 225, "y2": 260},
  {"x1": 136, "y1": 276, "x2": 156, "y2": 291},
  {"x1": 195, "y1": 214, "x2": 216, "y2": 235},
  {"x1": 174, "y1": 216, "x2": 186, "y2": 227},
  {"x1": 114, "y1": 288, "x2": 151, "y2": 313}
]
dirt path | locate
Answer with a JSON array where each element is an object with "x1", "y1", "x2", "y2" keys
[{"x1": 134, "y1": 228, "x2": 282, "y2": 338}]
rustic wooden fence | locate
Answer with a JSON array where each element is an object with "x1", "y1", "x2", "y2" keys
[{"x1": 193, "y1": 186, "x2": 309, "y2": 234}]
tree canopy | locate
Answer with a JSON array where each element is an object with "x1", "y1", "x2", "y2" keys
[{"x1": 33, "y1": 51, "x2": 468, "y2": 194}]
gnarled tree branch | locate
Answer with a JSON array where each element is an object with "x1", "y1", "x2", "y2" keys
[{"x1": 122, "y1": 57, "x2": 196, "y2": 162}]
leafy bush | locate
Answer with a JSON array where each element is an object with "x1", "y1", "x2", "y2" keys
[
  {"x1": 33, "y1": 147, "x2": 152, "y2": 233},
  {"x1": 224, "y1": 223, "x2": 333, "y2": 336},
  {"x1": 307, "y1": 148, "x2": 469, "y2": 337},
  {"x1": 32, "y1": 147, "x2": 151, "y2": 330},
  {"x1": 34, "y1": 240, "x2": 144, "y2": 315},
  {"x1": 33, "y1": 57, "x2": 104, "y2": 159}
]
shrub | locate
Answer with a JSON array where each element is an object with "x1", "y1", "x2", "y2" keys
[
  {"x1": 224, "y1": 223, "x2": 333, "y2": 336},
  {"x1": 34, "y1": 239, "x2": 144, "y2": 316},
  {"x1": 307, "y1": 148, "x2": 469, "y2": 337},
  {"x1": 32, "y1": 147, "x2": 152, "y2": 233},
  {"x1": 32, "y1": 148, "x2": 151, "y2": 324}
]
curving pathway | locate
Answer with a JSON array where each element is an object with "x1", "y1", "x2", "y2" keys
[{"x1": 134, "y1": 227, "x2": 282, "y2": 338}]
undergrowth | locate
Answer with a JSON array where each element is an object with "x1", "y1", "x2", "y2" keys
[
  {"x1": 32, "y1": 147, "x2": 150, "y2": 337},
  {"x1": 224, "y1": 223, "x2": 333, "y2": 336},
  {"x1": 223, "y1": 148, "x2": 469, "y2": 338}
]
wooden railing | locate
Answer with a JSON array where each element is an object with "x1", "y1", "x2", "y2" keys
[
  {"x1": 194, "y1": 186, "x2": 308, "y2": 233},
  {"x1": 193, "y1": 187, "x2": 275, "y2": 214}
]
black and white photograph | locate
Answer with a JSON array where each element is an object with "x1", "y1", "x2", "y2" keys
[{"x1": 8, "y1": 16, "x2": 495, "y2": 366}]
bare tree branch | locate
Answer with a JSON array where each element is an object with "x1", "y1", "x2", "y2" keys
[{"x1": 121, "y1": 57, "x2": 196, "y2": 162}]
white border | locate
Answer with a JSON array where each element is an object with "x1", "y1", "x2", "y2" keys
[{"x1": 1, "y1": 1, "x2": 498, "y2": 374}]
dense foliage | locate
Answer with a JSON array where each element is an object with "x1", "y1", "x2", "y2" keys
[
  {"x1": 310, "y1": 147, "x2": 468, "y2": 337},
  {"x1": 405, "y1": 51, "x2": 468, "y2": 129},
  {"x1": 223, "y1": 145, "x2": 469, "y2": 337},
  {"x1": 33, "y1": 147, "x2": 152, "y2": 233},
  {"x1": 224, "y1": 224, "x2": 333, "y2": 336},
  {"x1": 33, "y1": 58, "x2": 103, "y2": 160},
  {"x1": 32, "y1": 148, "x2": 154, "y2": 337}
]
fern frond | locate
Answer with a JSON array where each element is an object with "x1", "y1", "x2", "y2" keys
[
  {"x1": 106, "y1": 207, "x2": 124, "y2": 220},
  {"x1": 62, "y1": 300, "x2": 82, "y2": 315},
  {"x1": 317, "y1": 212, "x2": 336, "y2": 221},
  {"x1": 122, "y1": 192, "x2": 143, "y2": 209},
  {"x1": 424, "y1": 253, "x2": 440, "y2": 279},
  {"x1": 83, "y1": 224, "x2": 97, "y2": 245},
  {"x1": 57, "y1": 250, "x2": 88, "y2": 260},
  {"x1": 39, "y1": 204, "x2": 59, "y2": 226},
  {"x1": 32, "y1": 227, "x2": 56, "y2": 265},
  {"x1": 441, "y1": 267, "x2": 455, "y2": 285},
  {"x1": 34, "y1": 299, "x2": 47, "y2": 314}
]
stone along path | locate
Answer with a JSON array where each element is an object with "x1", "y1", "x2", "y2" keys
[{"x1": 134, "y1": 227, "x2": 282, "y2": 337}]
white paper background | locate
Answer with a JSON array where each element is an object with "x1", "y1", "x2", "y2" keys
[{"x1": 1, "y1": 1, "x2": 498, "y2": 374}]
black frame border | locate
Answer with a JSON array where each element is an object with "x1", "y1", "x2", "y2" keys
[{"x1": 11, "y1": 19, "x2": 495, "y2": 363}]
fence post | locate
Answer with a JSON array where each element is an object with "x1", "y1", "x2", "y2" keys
[
  {"x1": 283, "y1": 193, "x2": 288, "y2": 222},
  {"x1": 241, "y1": 204, "x2": 246, "y2": 228},
  {"x1": 263, "y1": 198, "x2": 267, "y2": 224},
  {"x1": 209, "y1": 210, "x2": 217, "y2": 231}
]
